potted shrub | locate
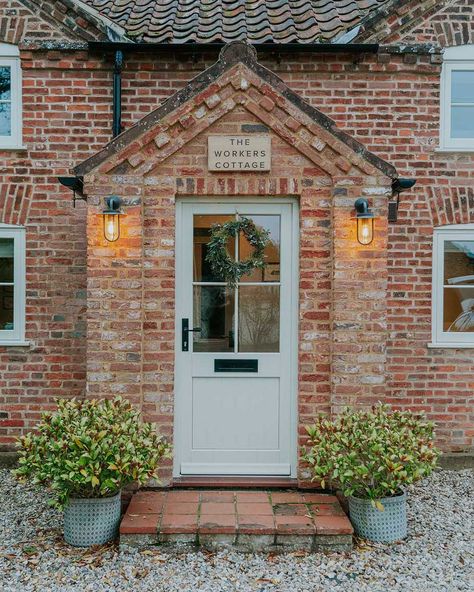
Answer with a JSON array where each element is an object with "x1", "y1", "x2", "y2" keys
[
  {"x1": 14, "y1": 397, "x2": 171, "y2": 547},
  {"x1": 302, "y1": 404, "x2": 440, "y2": 543}
]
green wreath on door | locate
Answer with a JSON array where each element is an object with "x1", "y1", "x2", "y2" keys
[{"x1": 205, "y1": 216, "x2": 270, "y2": 288}]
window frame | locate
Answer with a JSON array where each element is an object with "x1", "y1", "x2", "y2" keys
[
  {"x1": 0, "y1": 43, "x2": 22, "y2": 149},
  {"x1": 431, "y1": 224, "x2": 474, "y2": 348},
  {"x1": 0, "y1": 224, "x2": 26, "y2": 345}
]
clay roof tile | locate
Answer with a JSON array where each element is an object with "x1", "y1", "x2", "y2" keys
[{"x1": 83, "y1": 0, "x2": 392, "y2": 43}]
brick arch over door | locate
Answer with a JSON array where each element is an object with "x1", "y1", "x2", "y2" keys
[
  {"x1": 0, "y1": 183, "x2": 33, "y2": 226},
  {"x1": 427, "y1": 185, "x2": 474, "y2": 227}
]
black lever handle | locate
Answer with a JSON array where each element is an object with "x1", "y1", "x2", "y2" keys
[{"x1": 182, "y1": 318, "x2": 201, "y2": 351}]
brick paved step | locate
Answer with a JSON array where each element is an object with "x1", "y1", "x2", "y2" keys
[{"x1": 120, "y1": 489, "x2": 353, "y2": 552}]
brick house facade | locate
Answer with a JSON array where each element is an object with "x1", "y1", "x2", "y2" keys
[{"x1": 0, "y1": 0, "x2": 473, "y2": 482}]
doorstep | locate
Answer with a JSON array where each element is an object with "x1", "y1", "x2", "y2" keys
[
  {"x1": 172, "y1": 476, "x2": 299, "y2": 488},
  {"x1": 120, "y1": 489, "x2": 353, "y2": 553}
]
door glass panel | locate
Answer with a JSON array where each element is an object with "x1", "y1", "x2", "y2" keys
[
  {"x1": 238, "y1": 215, "x2": 280, "y2": 282},
  {"x1": 444, "y1": 240, "x2": 474, "y2": 285},
  {"x1": 0, "y1": 238, "x2": 14, "y2": 282},
  {"x1": 193, "y1": 286, "x2": 234, "y2": 352},
  {"x1": 238, "y1": 285, "x2": 279, "y2": 352},
  {"x1": 193, "y1": 215, "x2": 235, "y2": 282},
  {"x1": 0, "y1": 285, "x2": 14, "y2": 330},
  {"x1": 443, "y1": 287, "x2": 474, "y2": 332}
]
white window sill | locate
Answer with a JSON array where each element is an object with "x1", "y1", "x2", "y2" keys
[
  {"x1": 428, "y1": 342, "x2": 474, "y2": 349},
  {"x1": 0, "y1": 341, "x2": 30, "y2": 347},
  {"x1": 435, "y1": 148, "x2": 474, "y2": 153},
  {"x1": 0, "y1": 145, "x2": 27, "y2": 151}
]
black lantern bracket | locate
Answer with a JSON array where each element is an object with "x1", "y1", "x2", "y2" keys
[{"x1": 103, "y1": 195, "x2": 123, "y2": 214}]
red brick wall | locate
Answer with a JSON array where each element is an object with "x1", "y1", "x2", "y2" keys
[
  {"x1": 357, "y1": 0, "x2": 474, "y2": 46},
  {"x1": 0, "y1": 0, "x2": 105, "y2": 43},
  {"x1": 397, "y1": 0, "x2": 474, "y2": 46},
  {"x1": 0, "y1": 42, "x2": 473, "y2": 457},
  {"x1": 0, "y1": 49, "x2": 111, "y2": 448}
]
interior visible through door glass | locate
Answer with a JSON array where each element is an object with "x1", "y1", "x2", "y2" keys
[
  {"x1": 193, "y1": 286, "x2": 235, "y2": 352},
  {"x1": 193, "y1": 215, "x2": 234, "y2": 282},
  {"x1": 238, "y1": 215, "x2": 280, "y2": 282},
  {"x1": 239, "y1": 285, "x2": 279, "y2": 352}
]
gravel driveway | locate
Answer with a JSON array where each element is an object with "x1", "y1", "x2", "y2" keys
[{"x1": 0, "y1": 468, "x2": 472, "y2": 592}]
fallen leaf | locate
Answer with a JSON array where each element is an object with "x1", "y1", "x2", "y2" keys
[
  {"x1": 290, "y1": 550, "x2": 308, "y2": 557},
  {"x1": 23, "y1": 546, "x2": 39, "y2": 556}
]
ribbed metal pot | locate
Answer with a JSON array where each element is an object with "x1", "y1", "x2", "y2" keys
[
  {"x1": 348, "y1": 491, "x2": 407, "y2": 543},
  {"x1": 63, "y1": 491, "x2": 121, "y2": 547}
]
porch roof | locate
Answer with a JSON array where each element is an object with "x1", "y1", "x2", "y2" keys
[{"x1": 82, "y1": 0, "x2": 392, "y2": 44}]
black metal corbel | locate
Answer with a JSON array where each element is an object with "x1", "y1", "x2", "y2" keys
[
  {"x1": 389, "y1": 178, "x2": 417, "y2": 222},
  {"x1": 58, "y1": 176, "x2": 85, "y2": 207}
]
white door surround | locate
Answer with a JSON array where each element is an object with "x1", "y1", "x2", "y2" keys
[{"x1": 174, "y1": 198, "x2": 299, "y2": 478}]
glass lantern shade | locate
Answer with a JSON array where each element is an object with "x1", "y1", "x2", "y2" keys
[
  {"x1": 102, "y1": 196, "x2": 123, "y2": 242},
  {"x1": 357, "y1": 216, "x2": 374, "y2": 245},
  {"x1": 104, "y1": 213, "x2": 120, "y2": 242}
]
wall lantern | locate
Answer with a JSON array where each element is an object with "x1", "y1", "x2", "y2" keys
[
  {"x1": 354, "y1": 198, "x2": 375, "y2": 245},
  {"x1": 102, "y1": 196, "x2": 123, "y2": 242}
]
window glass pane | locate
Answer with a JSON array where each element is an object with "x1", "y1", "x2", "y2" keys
[
  {"x1": 451, "y1": 105, "x2": 474, "y2": 138},
  {"x1": 238, "y1": 285, "x2": 279, "y2": 352},
  {"x1": 0, "y1": 238, "x2": 14, "y2": 282},
  {"x1": 238, "y1": 215, "x2": 280, "y2": 282},
  {"x1": 0, "y1": 66, "x2": 11, "y2": 100},
  {"x1": 443, "y1": 287, "x2": 474, "y2": 332},
  {"x1": 193, "y1": 286, "x2": 234, "y2": 352},
  {"x1": 0, "y1": 285, "x2": 14, "y2": 330},
  {"x1": 444, "y1": 240, "x2": 474, "y2": 285},
  {"x1": 451, "y1": 70, "x2": 474, "y2": 103},
  {"x1": 0, "y1": 102, "x2": 11, "y2": 136},
  {"x1": 193, "y1": 215, "x2": 235, "y2": 282}
]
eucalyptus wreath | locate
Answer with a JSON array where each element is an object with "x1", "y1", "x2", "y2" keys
[{"x1": 205, "y1": 216, "x2": 270, "y2": 288}]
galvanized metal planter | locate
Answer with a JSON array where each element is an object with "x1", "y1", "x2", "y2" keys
[
  {"x1": 63, "y1": 491, "x2": 121, "y2": 547},
  {"x1": 348, "y1": 491, "x2": 407, "y2": 543}
]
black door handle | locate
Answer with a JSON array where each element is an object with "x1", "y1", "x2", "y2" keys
[{"x1": 182, "y1": 318, "x2": 201, "y2": 351}]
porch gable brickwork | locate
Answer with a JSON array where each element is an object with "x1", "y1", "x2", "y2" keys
[{"x1": 79, "y1": 43, "x2": 393, "y2": 483}]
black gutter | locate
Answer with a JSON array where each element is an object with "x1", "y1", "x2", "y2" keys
[{"x1": 88, "y1": 42, "x2": 379, "y2": 55}]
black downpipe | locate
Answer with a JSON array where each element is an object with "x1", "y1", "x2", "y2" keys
[{"x1": 113, "y1": 50, "x2": 123, "y2": 138}]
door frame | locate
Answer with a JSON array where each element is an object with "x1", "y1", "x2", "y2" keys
[{"x1": 173, "y1": 197, "x2": 299, "y2": 478}]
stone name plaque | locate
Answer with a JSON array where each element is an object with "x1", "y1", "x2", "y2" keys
[{"x1": 208, "y1": 136, "x2": 271, "y2": 171}]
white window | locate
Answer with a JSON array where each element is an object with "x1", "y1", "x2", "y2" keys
[
  {"x1": 0, "y1": 43, "x2": 22, "y2": 149},
  {"x1": 431, "y1": 225, "x2": 474, "y2": 347},
  {"x1": 0, "y1": 224, "x2": 26, "y2": 345}
]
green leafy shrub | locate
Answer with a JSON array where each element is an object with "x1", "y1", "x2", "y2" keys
[
  {"x1": 14, "y1": 397, "x2": 172, "y2": 508},
  {"x1": 302, "y1": 404, "x2": 440, "y2": 508}
]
